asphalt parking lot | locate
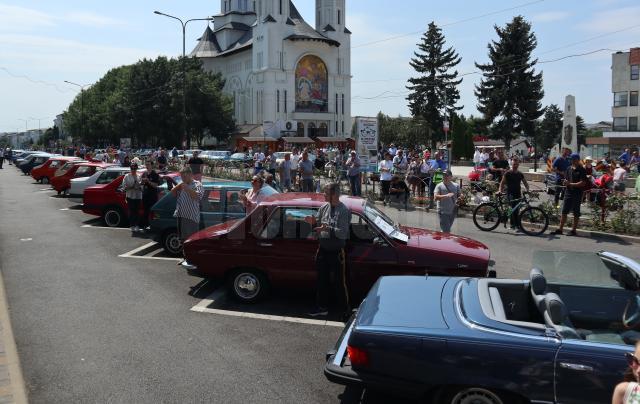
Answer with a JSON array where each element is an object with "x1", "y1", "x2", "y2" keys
[{"x1": 1, "y1": 166, "x2": 639, "y2": 403}]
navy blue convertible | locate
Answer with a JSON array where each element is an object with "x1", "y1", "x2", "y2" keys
[{"x1": 325, "y1": 251, "x2": 640, "y2": 404}]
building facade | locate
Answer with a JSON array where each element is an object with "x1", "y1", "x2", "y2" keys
[{"x1": 191, "y1": 0, "x2": 351, "y2": 141}]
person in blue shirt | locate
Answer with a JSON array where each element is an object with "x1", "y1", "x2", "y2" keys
[
  {"x1": 619, "y1": 148, "x2": 631, "y2": 166},
  {"x1": 433, "y1": 151, "x2": 447, "y2": 171},
  {"x1": 552, "y1": 148, "x2": 572, "y2": 206}
]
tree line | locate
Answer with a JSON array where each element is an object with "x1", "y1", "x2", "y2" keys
[
  {"x1": 63, "y1": 57, "x2": 235, "y2": 148},
  {"x1": 405, "y1": 15, "x2": 594, "y2": 156}
]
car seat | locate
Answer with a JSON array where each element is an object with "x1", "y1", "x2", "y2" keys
[
  {"x1": 544, "y1": 293, "x2": 581, "y2": 339},
  {"x1": 530, "y1": 268, "x2": 547, "y2": 314}
]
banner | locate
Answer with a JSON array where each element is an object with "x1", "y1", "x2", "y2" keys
[{"x1": 355, "y1": 117, "x2": 379, "y2": 172}]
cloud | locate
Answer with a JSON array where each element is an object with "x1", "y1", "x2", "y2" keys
[
  {"x1": 63, "y1": 11, "x2": 126, "y2": 28},
  {"x1": 531, "y1": 11, "x2": 570, "y2": 23},
  {"x1": 0, "y1": 4, "x2": 56, "y2": 32},
  {"x1": 579, "y1": 6, "x2": 640, "y2": 32}
]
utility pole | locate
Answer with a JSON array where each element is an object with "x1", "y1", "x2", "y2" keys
[
  {"x1": 154, "y1": 11, "x2": 214, "y2": 150},
  {"x1": 65, "y1": 81, "x2": 91, "y2": 144}
]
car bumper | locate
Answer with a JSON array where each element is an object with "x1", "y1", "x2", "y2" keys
[{"x1": 324, "y1": 316, "x2": 423, "y2": 397}]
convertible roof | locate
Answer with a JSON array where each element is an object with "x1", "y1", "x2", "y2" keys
[{"x1": 259, "y1": 193, "x2": 365, "y2": 212}]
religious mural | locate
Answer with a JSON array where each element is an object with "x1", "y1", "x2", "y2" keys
[{"x1": 295, "y1": 55, "x2": 328, "y2": 113}]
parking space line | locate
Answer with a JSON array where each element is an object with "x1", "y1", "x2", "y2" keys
[
  {"x1": 118, "y1": 242, "x2": 157, "y2": 257},
  {"x1": 117, "y1": 242, "x2": 182, "y2": 261},
  {"x1": 118, "y1": 255, "x2": 182, "y2": 262},
  {"x1": 189, "y1": 290, "x2": 344, "y2": 328},
  {"x1": 81, "y1": 224, "x2": 130, "y2": 231}
]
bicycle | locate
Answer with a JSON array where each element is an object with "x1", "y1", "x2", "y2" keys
[{"x1": 472, "y1": 191, "x2": 549, "y2": 236}]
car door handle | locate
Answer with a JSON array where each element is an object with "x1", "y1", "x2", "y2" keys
[
  {"x1": 559, "y1": 362, "x2": 594, "y2": 372},
  {"x1": 258, "y1": 243, "x2": 273, "y2": 247}
]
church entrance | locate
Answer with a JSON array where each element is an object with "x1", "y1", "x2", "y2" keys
[{"x1": 307, "y1": 122, "x2": 317, "y2": 138}]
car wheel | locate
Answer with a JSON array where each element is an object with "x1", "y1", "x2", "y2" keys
[
  {"x1": 103, "y1": 207, "x2": 124, "y2": 228},
  {"x1": 227, "y1": 269, "x2": 269, "y2": 303},
  {"x1": 441, "y1": 387, "x2": 505, "y2": 404},
  {"x1": 162, "y1": 230, "x2": 182, "y2": 256}
]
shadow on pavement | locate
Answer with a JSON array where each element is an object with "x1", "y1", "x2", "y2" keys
[{"x1": 337, "y1": 386, "x2": 422, "y2": 404}]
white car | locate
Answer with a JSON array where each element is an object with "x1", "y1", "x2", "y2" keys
[
  {"x1": 273, "y1": 152, "x2": 316, "y2": 166},
  {"x1": 202, "y1": 150, "x2": 231, "y2": 161},
  {"x1": 68, "y1": 166, "x2": 132, "y2": 204}
]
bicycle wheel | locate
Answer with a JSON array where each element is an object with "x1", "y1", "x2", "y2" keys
[
  {"x1": 518, "y1": 206, "x2": 549, "y2": 236},
  {"x1": 473, "y1": 203, "x2": 501, "y2": 231}
]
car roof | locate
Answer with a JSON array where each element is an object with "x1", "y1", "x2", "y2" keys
[
  {"x1": 258, "y1": 193, "x2": 364, "y2": 212},
  {"x1": 103, "y1": 166, "x2": 132, "y2": 171},
  {"x1": 201, "y1": 181, "x2": 250, "y2": 188},
  {"x1": 50, "y1": 156, "x2": 81, "y2": 161}
]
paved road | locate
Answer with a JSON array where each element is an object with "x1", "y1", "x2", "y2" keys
[{"x1": 0, "y1": 166, "x2": 638, "y2": 403}]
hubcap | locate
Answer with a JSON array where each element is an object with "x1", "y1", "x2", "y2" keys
[
  {"x1": 451, "y1": 388, "x2": 503, "y2": 404},
  {"x1": 234, "y1": 273, "x2": 260, "y2": 300},
  {"x1": 166, "y1": 233, "x2": 182, "y2": 254},
  {"x1": 105, "y1": 211, "x2": 120, "y2": 227}
]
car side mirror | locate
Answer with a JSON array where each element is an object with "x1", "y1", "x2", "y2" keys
[{"x1": 373, "y1": 236, "x2": 387, "y2": 247}]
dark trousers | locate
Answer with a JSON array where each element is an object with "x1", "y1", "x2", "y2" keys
[
  {"x1": 127, "y1": 198, "x2": 141, "y2": 227},
  {"x1": 349, "y1": 174, "x2": 361, "y2": 196},
  {"x1": 554, "y1": 177, "x2": 565, "y2": 205},
  {"x1": 381, "y1": 180, "x2": 391, "y2": 202},
  {"x1": 507, "y1": 192, "x2": 522, "y2": 228},
  {"x1": 315, "y1": 248, "x2": 350, "y2": 313},
  {"x1": 390, "y1": 190, "x2": 408, "y2": 207},
  {"x1": 0, "y1": 157, "x2": 3, "y2": 168},
  {"x1": 301, "y1": 178, "x2": 314, "y2": 192},
  {"x1": 140, "y1": 196, "x2": 157, "y2": 228}
]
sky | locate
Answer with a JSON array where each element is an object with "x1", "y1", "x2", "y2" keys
[{"x1": 1, "y1": 0, "x2": 639, "y2": 133}]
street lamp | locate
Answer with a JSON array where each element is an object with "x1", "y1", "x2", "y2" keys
[
  {"x1": 17, "y1": 118, "x2": 31, "y2": 148},
  {"x1": 64, "y1": 81, "x2": 91, "y2": 144},
  {"x1": 154, "y1": 10, "x2": 214, "y2": 149}
]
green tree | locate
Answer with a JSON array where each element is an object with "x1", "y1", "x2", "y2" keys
[
  {"x1": 539, "y1": 104, "x2": 563, "y2": 150},
  {"x1": 576, "y1": 115, "x2": 586, "y2": 135},
  {"x1": 475, "y1": 16, "x2": 545, "y2": 150},
  {"x1": 407, "y1": 22, "x2": 462, "y2": 149},
  {"x1": 451, "y1": 113, "x2": 470, "y2": 160}
]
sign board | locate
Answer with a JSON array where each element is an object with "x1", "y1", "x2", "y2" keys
[
  {"x1": 355, "y1": 117, "x2": 379, "y2": 172},
  {"x1": 119, "y1": 138, "x2": 131, "y2": 150}
]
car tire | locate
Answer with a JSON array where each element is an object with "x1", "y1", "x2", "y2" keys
[
  {"x1": 161, "y1": 229, "x2": 182, "y2": 257},
  {"x1": 103, "y1": 207, "x2": 124, "y2": 228},
  {"x1": 227, "y1": 269, "x2": 269, "y2": 303},
  {"x1": 437, "y1": 386, "x2": 522, "y2": 404}
]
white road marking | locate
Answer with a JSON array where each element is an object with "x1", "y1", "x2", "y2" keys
[
  {"x1": 190, "y1": 289, "x2": 344, "y2": 328},
  {"x1": 59, "y1": 208, "x2": 70, "y2": 211},
  {"x1": 118, "y1": 242, "x2": 182, "y2": 262},
  {"x1": 81, "y1": 224, "x2": 129, "y2": 231},
  {"x1": 118, "y1": 241, "x2": 157, "y2": 257},
  {"x1": 19, "y1": 238, "x2": 33, "y2": 242},
  {"x1": 39, "y1": 188, "x2": 54, "y2": 192}
]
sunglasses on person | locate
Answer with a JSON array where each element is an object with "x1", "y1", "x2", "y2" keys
[{"x1": 626, "y1": 352, "x2": 640, "y2": 367}]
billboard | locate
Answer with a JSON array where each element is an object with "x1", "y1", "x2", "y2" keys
[{"x1": 355, "y1": 117, "x2": 379, "y2": 172}]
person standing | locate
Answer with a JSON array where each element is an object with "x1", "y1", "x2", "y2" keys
[
  {"x1": 171, "y1": 147, "x2": 179, "y2": 161},
  {"x1": 619, "y1": 148, "x2": 631, "y2": 166},
  {"x1": 0, "y1": 147, "x2": 4, "y2": 169},
  {"x1": 378, "y1": 152, "x2": 393, "y2": 205},
  {"x1": 614, "y1": 162, "x2": 628, "y2": 192},
  {"x1": 140, "y1": 161, "x2": 160, "y2": 231},
  {"x1": 253, "y1": 148, "x2": 265, "y2": 175},
  {"x1": 473, "y1": 147, "x2": 481, "y2": 168},
  {"x1": 490, "y1": 150, "x2": 510, "y2": 183},
  {"x1": 240, "y1": 175, "x2": 267, "y2": 211},
  {"x1": 171, "y1": 167, "x2": 204, "y2": 244},
  {"x1": 298, "y1": 151, "x2": 315, "y2": 192},
  {"x1": 121, "y1": 163, "x2": 143, "y2": 233},
  {"x1": 305, "y1": 183, "x2": 351, "y2": 318},
  {"x1": 499, "y1": 159, "x2": 529, "y2": 230},
  {"x1": 434, "y1": 170, "x2": 460, "y2": 233},
  {"x1": 551, "y1": 153, "x2": 587, "y2": 236},
  {"x1": 157, "y1": 149, "x2": 167, "y2": 171},
  {"x1": 188, "y1": 151, "x2": 204, "y2": 181},
  {"x1": 345, "y1": 151, "x2": 361, "y2": 196},
  {"x1": 278, "y1": 153, "x2": 292, "y2": 191},
  {"x1": 389, "y1": 175, "x2": 410, "y2": 210},
  {"x1": 552, "y1": 148, "x2": 572, "y2": 207},
  {"x1": 6, "y1": 148, "x2": 12, "y2": 165},
  {"x1": 290, "y1": 148, "x2": 300, "y2": 190},
  {"x1": 392, "y1": 149, "x2": 408, "y2": 177}
]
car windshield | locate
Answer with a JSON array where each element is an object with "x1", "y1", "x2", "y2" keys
[
  {"x1": 363, "y1": 202, "x2": 408, "y2": 243},
  {"x1": 231, "y1": 153, "x2": 246, "y2": 159},
  {"x1": 532, "y1": 251, "x2": 640, "y2": 290}
]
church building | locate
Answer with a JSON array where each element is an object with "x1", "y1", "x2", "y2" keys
[{"x1": 191, "y1": 0, "x2": 351, "y2": 142}]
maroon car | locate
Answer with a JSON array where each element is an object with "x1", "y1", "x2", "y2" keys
[{"x1": 182, "y1": 193, "x2": 491, "y2": 303}]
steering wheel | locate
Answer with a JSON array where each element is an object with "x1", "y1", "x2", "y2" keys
[{"x1": 623, "y1": 295, "x2": 640, "y2": 330}]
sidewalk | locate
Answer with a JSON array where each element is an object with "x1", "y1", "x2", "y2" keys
[{"x1": 0, "y1": 271, "x2": 27, "y2": 404}]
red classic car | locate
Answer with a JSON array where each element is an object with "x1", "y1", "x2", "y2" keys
[
  {"x1": 82, "y1": 171, "x2": 180, "y2": 227},
  {"x1": 31, "y1": 156, "x2": 80, "y2": 183},
  {"x1": 182, "y1": 193, "x2": 492, "y2": 303},
  {"x1": 51, "y1": 162, "x2": 114, "y2": 195}
]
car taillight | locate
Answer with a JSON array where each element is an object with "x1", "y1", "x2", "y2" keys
[
  {"x1": 151, "y1": 211, "x2": 160, "y2": 220},
  {"x1": 347, "y1": 345, "x2": 369, "y2": 367}
]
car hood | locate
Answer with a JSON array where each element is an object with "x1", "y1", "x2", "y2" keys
[
  {"x1": 402, "y1": 226, "x2": 490, "y2": 262},
  {"x1": 187, "y1": 219, "x2": 242, "y2": 242}
]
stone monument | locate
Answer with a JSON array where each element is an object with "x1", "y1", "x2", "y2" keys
[{"x1": 561, "y1": 95, "x2": 578, "y2": 154}]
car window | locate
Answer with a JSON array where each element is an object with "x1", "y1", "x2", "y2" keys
[
  {"x1": 350, "y1": 214, "x2": 377, "y2": 244},
  {"x1": 96, "y1": 171, "x2": 120, "y2": 184},
  {"x1": 74, "y1": 166, "x2": 93, "y2": 177},
  {"x1": 225, "y1": 190, "x2": 246, "y2": 214},
  {"x1": 259, "y1": 208, "x2": 317, "y2": 240},
  {"x1": 50, "y1": 161, "x2": 62, "y2": 168},
  {"x1": 201, "y1": 190, "x2": 222, "y2": 213}
]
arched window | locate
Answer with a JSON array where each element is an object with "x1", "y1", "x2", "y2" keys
[
  {"x1": 308, "y1": 122, "x2": 317, "y2": 138},
  {"x1": 319, "y1": 123, "x2": 328, "y2": 137},
  {"x1": 297, "y1": 122, "x2": 304, "y2": 137},
  {"x1": 295, "y1": 55, "x2": 328, "y2": 113}
]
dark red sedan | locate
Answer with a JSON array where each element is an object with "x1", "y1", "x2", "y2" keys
[{"x1": 182, "y1": 193, "x2": 491, "y2": 303}]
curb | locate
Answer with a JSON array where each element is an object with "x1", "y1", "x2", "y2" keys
[
  {"x1": 373, "y1": 200, "x2": 640, "y2": 244},
  {"x1": 0, "y1": 271, "x2": 28, "y2": 404}
]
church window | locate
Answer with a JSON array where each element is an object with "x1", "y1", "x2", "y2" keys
[
  {"x1": 253, "y1": 1, "x2": 256, "y2": 12},
  {"x1": 341, "y1": 94, "x2": 345, "y2": 115},
  {"x1": 338, "y1": 10, "x2": 341, "y2": 25},
  {"x1": 335, "y1": 121, "x2": 338, "y2": 133},
  {"x1": 224, "y1": 1, "x2": 228, "y2": 12},
  {"x1": 279, "y1": 0, "x2": 283, "y2": 15},
  {"x1": 284, "y1": 90, "x2": 288, "y2": 113},
  {"x1": 277, "y1": 90, "x2": 280, "y2": 113},
  {"x1": 341, "y1": 121, "x2": 345, "y2": 134},
  {"x1": 335, "y1": 93, "x2": 338, "y2": 114}
]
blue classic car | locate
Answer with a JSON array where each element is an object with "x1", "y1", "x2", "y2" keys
[
  {"x1": 325, "y1": 251, "x2": 640, "y2": 404},
  {"x1": 150, "y1": 182, "x2": 278, "y2": 255}
]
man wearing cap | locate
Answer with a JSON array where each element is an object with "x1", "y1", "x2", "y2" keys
[
  {"x1": 345, "y1": 151, "x2": 361, "y2": 196},
  {"x1": 434, "y1": 170, "x2": 460, "y2": 233},
  {"x1": 551, "y1": 153, "x2": 587, "y2": 236}
]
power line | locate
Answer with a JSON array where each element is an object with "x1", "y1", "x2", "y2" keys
[
  {"x1": 0, "y1": 67, "x2": 75, "y2": 94},
  {"x1": 352, "y1": 0, "x2": 545, "y2": 49}
]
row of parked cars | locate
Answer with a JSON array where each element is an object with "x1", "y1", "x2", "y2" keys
[{"x1": 10, "y1": 149, "x2": 640, "y2": 403}]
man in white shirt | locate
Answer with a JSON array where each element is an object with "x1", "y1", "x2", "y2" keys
[
  {"x1": 290, "y1": 148, "x2": 300, "y2": 189},
  {"x1": 378, "y1": 152, "x2": 394, "y2": 205},
  {"x1": 614, "y1": 162, "x2": 628, "y2": 192},
  {"x1": 253, "y1": 149, "x2": 265, "y2": 175},
  {"x1": 479, "y1": 148, "x2": 489, "y2": 167},
  {"x1": 473, "y1": 148, "x2": 481, "y2": 167}
]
